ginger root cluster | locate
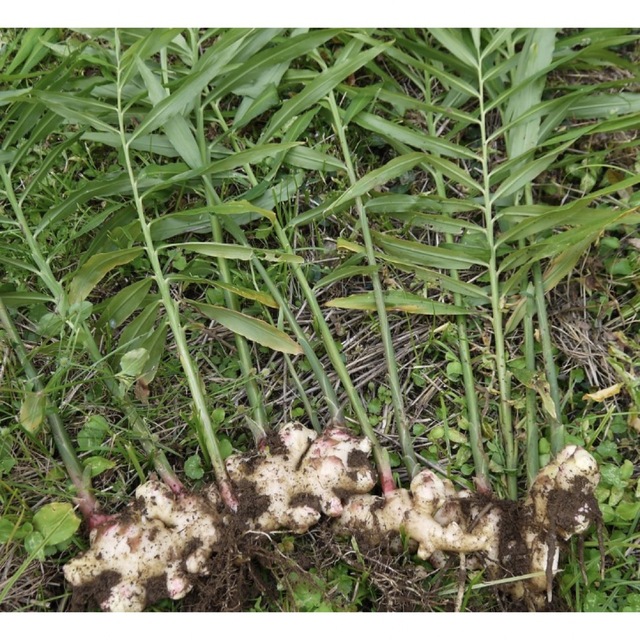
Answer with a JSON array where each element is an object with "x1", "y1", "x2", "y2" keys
[{"x1": 63, "y1": 424, "x2": 601, "y2": 612}]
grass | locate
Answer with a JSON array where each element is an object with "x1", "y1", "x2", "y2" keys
[{"x1": 0, "y1": 27, "x2": 639, "y2": 612}]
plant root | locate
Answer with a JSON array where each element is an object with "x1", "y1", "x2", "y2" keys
[{"x1": 63, "y1": 423, "x2": 601, "y2": 612}]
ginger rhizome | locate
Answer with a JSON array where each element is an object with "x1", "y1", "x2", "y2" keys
[{"x1": 64, "y1": 423, "x2": 601, "y2": 612}]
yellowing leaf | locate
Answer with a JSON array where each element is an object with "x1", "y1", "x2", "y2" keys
[{"x1": 583, "y1": 383, "x2": 624, "y2": 403}]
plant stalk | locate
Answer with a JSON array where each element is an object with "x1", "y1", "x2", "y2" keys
[
  {"x1": 115, "y1": 37, "x2": 236, "y2": 509},
  {"x1": 477, "y1": 57, "x2": 518, "y2": 499},
  {"x1": 325, "y1": 91, "x2": 419, "y2": 479}
]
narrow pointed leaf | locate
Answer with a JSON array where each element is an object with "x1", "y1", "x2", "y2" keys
[
  {"x1": 327, "y1": 152, "x2": 430, "y2": 214},
  {"x1": 374, "y1": 232, "x2": 489, "y2": 269},
  {"x1": 98, "y1": 278, "x2": 154, "y2": 329},
  {"x1": 430, "y1": 29, "x2": 478, "y2": 69},
  {"x1": 175, "y1": 241, "x2": 302, "y2": 264},
  {"x1": 326, "y1": 291, "x2": 470, "y2": 316},
  {"x1": 352, "y1": 111, "x2": 479, "y2": 160},
  {"x1": 68, "y1": 248, "x2": 144, "y2": 306},
  {"x1": 259, "y1": 42, "x2": 390, "y2": 142},
  {"x1": 130, "y1": 30, "x2": 250, "y2": 141},
  {"x1": 210, "y1": 282, "x2": 278, "y2": 309},
  {"x1": 491, "y1": 152, "x2": 558, "y2": 203},
  {"x1": 192, "y1": 302, "x2": 302, "y2": 355}
]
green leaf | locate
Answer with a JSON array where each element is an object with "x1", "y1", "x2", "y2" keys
[
  {"x1": 326, "y1": 152, "x2": 431, "y2": 215},
  {"x1": 0, "y1": 290, "x2": 52, "y2": 308},
  {"x1": 429, "y1": 28, "x2": 478, "y2": 69},
  {"x1": 78, "y1": 415, "x2": 109, "y2": 452},
  {"x1": 130, "y1": 30, "x2": 250, "y2": 141},
  {"x1": 138, "y1": 321, "x2": 168, "y2": 385},
  {"x1": 192, "y1": 302, "x2": 303, "y2": 355},
  {"x1": 84, "y1": 456, "x2": 116, "y2": 478},
  {"x1": 423, "y1": 154, "x2": 481, "y2": 193},
  {"x1": 209, "y1": 282, "x2": 278, "y2": 309},
  {"x1": 208, "y1": 201, "x2": 276, "y2": 224},
  {"x1": 325, "y1": 291, "x2": 470, "y2": 316},
  {"x1": 491, "y1": 152, "x2": 559, "y2": 203},
  {"x1": 67, "y1": 248, "x2": 144, "y2": 306},
  {"x1": 81, "y1": 131, "x2": 182, "y2": 158},
  {"x1": 98, "y1": 278, "x2": 154, "y2": 329},
  {"x1": 566, "y1": 93, "x2": 640, "y2": 119},
  {"x1": 374, "y1": 232, "x2": 489, "y2": 269},
  {"x1": 32, "y1": 502, "x2": 81, "y2": 546},
  {"x1": 175, "y1": 241, "x2": 302, "y2": 264},
  {"x1": 19, "y1": 391, "x2": 46, "y2": 434},
  {"x1": 259, "y1": 41, "x2": 390, "y2": 142},
  {"x1": 211, "y1": 29, "x2": 342, "y2": 100},
  {"x1": 314, "y1": 264, "x2": 379, "y2": 290},
  {"x1": 185, "y1": 454, "x2": 204, "y2": 480},
  {"x1": 119, "y1": 348, "x2": 150, "y2": 378},
  {"x1": 283, "y1": 146, "x2": 346, "y2": 172},
  {"x1": 353, "y1": 111, "x2": 479, "y2": 161}
]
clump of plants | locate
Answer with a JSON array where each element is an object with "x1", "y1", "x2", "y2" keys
[{"x1": 1, "y1": 27, "x2": 638, "y2": 612}]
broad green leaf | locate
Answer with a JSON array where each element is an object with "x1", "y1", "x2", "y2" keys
[
  {"x1": 78, "y1": 415, "x2": 109, "y2": 452},
  {"x1": 192, "y1": 302, "x2": 303, "y2": 355},
  {"x1": 259, "y1": 41, "x2": 390, "y2": 142},
  {"x1": 326, "y1": 291, "x2": 470, "y2": 316},
  {"x1": 67, "y1": 248, "x2": 144, "y2": 306},
  {"x1": 19, "y1": 391, "x2": 46, "y2": 434},
  {"x1": 185, "y1": 454, "x2": 204, "y2": 480},
  {"x1": 84, "y1": 456, "x2": 116, "y2": 478},
  {"x1": 98, "y1": 278, "x2": 155, "y2": 329},
  {"x1": 119, "y1": 348, "x2": 150, "y2": 378},
  {"x1": 32, "y1": 502, "x2": 81, "y2": 546}
]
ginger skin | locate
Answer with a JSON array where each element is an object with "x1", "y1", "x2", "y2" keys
[
  {"x1": 226, "y1": 422, "x2": 377, "y2": 532},
  {"x1": 63, "y1": 480, "x2": 222, "y2": 612}
]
